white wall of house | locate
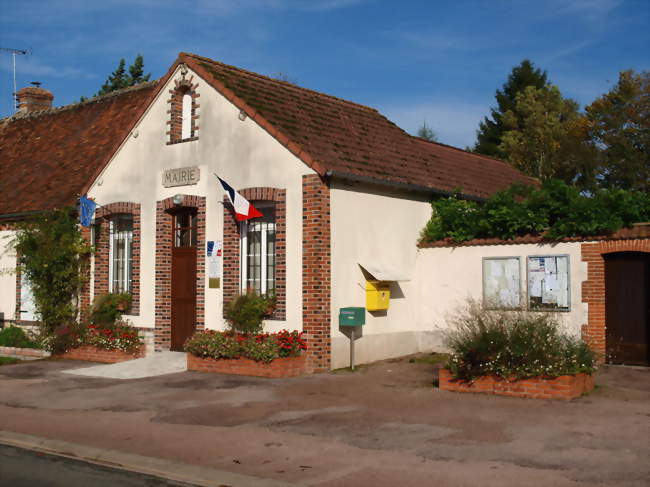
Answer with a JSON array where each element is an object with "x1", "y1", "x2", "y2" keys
[
  {"x1": 329, "y1": 181, "x2": 433, "y2": 369},
  {"x1": 0, "y1": 230, "x2": 17, "y2": 322},
  {"x1": 414, "y1": 241, "x2": 588, "y2": 347},
  {"x1": 88, "y1": 65, "x2": 315, "y2": 332}
]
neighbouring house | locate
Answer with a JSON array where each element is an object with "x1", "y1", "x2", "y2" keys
[{"x1": 1, "y1": 53, "x2": 647, "y2": 370}]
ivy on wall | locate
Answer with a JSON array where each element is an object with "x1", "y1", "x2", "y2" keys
[{"x1": 422, "y1": 179, "x2": 650, "y2": 243}]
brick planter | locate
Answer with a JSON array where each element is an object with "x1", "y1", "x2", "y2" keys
[
  {"x1": 439, "y1": 368, "x2": 595, "y2": 400},
  {"x1": 187, "y1": 354, "x2": 307, "y2": 378},
  {"x1": 54, "y1": 345, "x2": 145, "y2": 363},
  {"x1": 0, "y1": 346, "x2": 50, "y2": 359}
]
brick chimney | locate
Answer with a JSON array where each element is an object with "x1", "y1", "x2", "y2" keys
[{"x1": 16, "y1": 82, "x2": 54, "y2": 113}]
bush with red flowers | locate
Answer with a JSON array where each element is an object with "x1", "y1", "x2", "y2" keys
[{"x1": 185, "y1": 329, "x2": 307, "y2": 363}]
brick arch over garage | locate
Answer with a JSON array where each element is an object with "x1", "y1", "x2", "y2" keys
[{"x1": 581, "y1": 238, "x2": 650, "y2": 361}]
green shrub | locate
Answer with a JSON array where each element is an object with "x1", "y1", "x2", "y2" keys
[
  {"x1": 38, "y1": 321, "x2": 88, "y2": 353},
  {"x1": 0, "y1": 326, "x2": 38, "y2": 349},
  {"x1": 422, "y1": 179, "x2": 650, "y2": 243},
  {"x1": 224, "y1": 291, "x2": 275, "y2": 334},
  {"x1": 443, "y1": 300, "x2": 596, "y2": 381},
  {"x1": 89, "y1": 293, "x2": 132, "y2": 326}
]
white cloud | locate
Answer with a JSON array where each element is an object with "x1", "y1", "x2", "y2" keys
[{"x1": 0, "y1": 57, "x2": 95, "y2": 80}]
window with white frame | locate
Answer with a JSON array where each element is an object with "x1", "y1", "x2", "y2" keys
[
  {"x1": 240, "y1": 203, "x2": 276, "y2": 295},
  {"x1": 181, "y1": 93, "x2": 192, "y2": 140},
  {"x1": 109, "y1": 214, "x2": 133, "y2": 294},
  {"x1": 483, "y1": 257, "x2": 521, "y2": 309},
  {"x1": 527, "y1": 255, "x2": 570, "y2": 311}
]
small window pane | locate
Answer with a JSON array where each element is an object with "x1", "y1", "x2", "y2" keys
[
  {"x1": 241, "y1": 203, "x2": 276, "y2": 295},
  {"x1": 110, "y1": 214, "x2": 133, "y2": 294},
  {"x1": 181, "y1": 93, "x2": 192, "y2": 139}
]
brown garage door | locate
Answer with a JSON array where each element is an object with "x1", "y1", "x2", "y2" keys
[{"x1": 605, "y1": 252, "x2": 650, "y2": 365}]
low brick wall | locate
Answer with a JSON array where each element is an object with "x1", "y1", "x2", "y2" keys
[
  {"x1": 187, "y1": 354, "x2": 307, "y2": 378},
  {"x1": 0, "y1": 346, "x2": 50, "y2": 359},
  {"x1": 54, "y1": 345, "x2": 145, "y2": 363},
  {"x1": 439, "y1": 368, "x2": 595, "y2": 400}
]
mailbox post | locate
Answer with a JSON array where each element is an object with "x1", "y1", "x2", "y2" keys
[{"x1": 339, "y1": 307, "x2": 365, "y2": 370}]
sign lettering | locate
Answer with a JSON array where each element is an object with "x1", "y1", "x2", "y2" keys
[{"x1": 162, "y1": 166, "x2": 200, "y2": 188}]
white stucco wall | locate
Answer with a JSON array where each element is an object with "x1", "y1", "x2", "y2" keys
[
  {"x1": 329, "y1": 181, "x2": 433, "y2": 368},
  {"x1": 0, "y1": 230, "x2": 17, "y2": 322},
  {"x1": 88, "y1": 65, "x2": 315, "y2": 332},
  {"x1": 414, "y1": 242, "x2": 588, "y2": 346}
]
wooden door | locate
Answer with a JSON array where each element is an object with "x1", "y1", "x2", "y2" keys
[
  {"x1": 171, "y1": 209, "x2": 197, "y2": 351},
  {"x1": 605, "y1": 252, "x2": 650, "y2": 365}
]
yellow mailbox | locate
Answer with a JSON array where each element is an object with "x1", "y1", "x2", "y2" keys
[{"x1": 366, "y1": 280, "x2": 390, "y2": 311}]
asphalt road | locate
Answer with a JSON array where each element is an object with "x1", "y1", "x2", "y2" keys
[{"x1": 0, "y1": 444, "x2": 195, "y2": 487}]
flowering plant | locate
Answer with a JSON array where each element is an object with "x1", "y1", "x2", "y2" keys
[
  {"x1": 185, "y1": 329, "x2": 306, "y2": 363},
  {"x1": 443, "y1": 299, "x2": 596, "y2": 381},
  {"x1": 84, "y1": 322, "x2": 143, "y2": 352}
]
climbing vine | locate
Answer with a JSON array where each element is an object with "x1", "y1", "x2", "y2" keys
[
  {"x1": 12, "y1": 208, "x2": 92, "y2": 333},
  {"x1": 422, "y1": 179, "x2": 650, "y2": 243}
]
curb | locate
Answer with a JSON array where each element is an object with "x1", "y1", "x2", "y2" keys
[{"x1": 0, "y1": 430, "x2": 302, "y2": 487}]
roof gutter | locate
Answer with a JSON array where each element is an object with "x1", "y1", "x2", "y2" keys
[
  {"x1": 324, "y1": 170, "x2": 486, "y2": 202},
  {"x1": 0, "y1": 210, "x2": 44, "y2": 222}
]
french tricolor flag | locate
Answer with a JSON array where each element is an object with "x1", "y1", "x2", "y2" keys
[{"x1": 216, "y1": 175, "x2": 263, "y2": 221}]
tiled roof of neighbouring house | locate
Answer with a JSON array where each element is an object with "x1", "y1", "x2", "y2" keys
[
  {"x1": 182, "y1": 52, "x2": 536, "y2": 199},
  {"x1": 0, "y1": 81, "x2": 158, "y2": 217}
]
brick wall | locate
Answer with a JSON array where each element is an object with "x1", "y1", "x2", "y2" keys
[
  {"x1": 581, "y1": 239, "x2": 650, "y2": 361},
  {"x1": 222, "y1": 187, "x2": 286, "y2": 320},
  {"x1": 166, "y1": 68, "x2": 200, "y2": 145},
  {"x1": 155, "y1": 195, "x2": 206, "y2": 351},
  {"x1": 302, "y1": 174, "x2": 331, "y2": 372},
  {"x1": 93, "y1": 202, "x2": 141, "y2": 315}
]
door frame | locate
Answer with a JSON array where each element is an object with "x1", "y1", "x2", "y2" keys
[
  {"x1": 154, "y1": 195, "x2": 206, "y2": 352},
  {"x1": 581, "y1": 238, "x2": 650, "y2": 363}
]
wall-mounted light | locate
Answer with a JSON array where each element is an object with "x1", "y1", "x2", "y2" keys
[
  {"x1": 238, "y1": 109, "x2": 247, "y2": 121},
  {"x1": 172, "y1": 194, "x2": 184, "y2": 206}
]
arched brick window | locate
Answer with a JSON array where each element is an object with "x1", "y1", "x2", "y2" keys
[{"x1": 166, "y1": 68, "x2": 200, "y2": 145}]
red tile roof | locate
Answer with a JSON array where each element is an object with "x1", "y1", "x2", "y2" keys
[
  {"x1": 1, "y1": 52, "x2": 534, "y2": 219},
  {"x1": 418, "y1": 223, "x2": 650, "y2": 248},
  {"x1": 0, "y1": 82, "x2": 158, "y2": 217},
  {"x1": 182, "y1": 52, "x2": 535, "y2": 199}
]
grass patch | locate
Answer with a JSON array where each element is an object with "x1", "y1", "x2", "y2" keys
[{"x1": 0, "y1": 357, "x2": 20, "y2": 366}]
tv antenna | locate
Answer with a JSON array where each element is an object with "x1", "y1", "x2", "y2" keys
[{"x1": 0, "y1": 47, "x2": 29, "y2": 112}]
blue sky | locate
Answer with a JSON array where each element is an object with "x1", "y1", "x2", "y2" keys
[{"x1": 1, "y1": 0, "x2": 648, "y2": 149}]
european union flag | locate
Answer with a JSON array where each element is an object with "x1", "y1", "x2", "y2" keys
[{"x1": 79, "y1": 196, "x2": 97, "y2": 227}]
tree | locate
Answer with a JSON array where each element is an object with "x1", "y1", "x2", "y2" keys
[
  {"x1": 417, "y1": 121, "x2": 438, "y2": 142},
  {"x1": 474, "y1": 60, "x2": 548, "y2": 157},
  {"x1": 584, "y1": 70, "x2": 649, "y2": 191},
  {"x1": 96, "y1": 54, "x2": 151, "y2": 96},
  {"x1": 12, "y1": 208, "x2": 92, "y2": 334},
  {"x1": 498, "y1": 85, "x2": 596, "y2": 183}
]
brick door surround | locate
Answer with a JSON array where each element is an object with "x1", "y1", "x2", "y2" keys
[
  {"x1": 581, "y1": 239, "x2": 650, "y2": 361},
  {"x1": 155, "y1": 195, "x2": 206, "y2": 351}
]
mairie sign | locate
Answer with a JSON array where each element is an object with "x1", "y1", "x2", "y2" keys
[{"x1": 162, "y1": 166, "x2": 200, "y2": 188}]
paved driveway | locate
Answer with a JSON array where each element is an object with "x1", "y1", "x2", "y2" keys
[{"x1": 0, "y1": 357, "x2": 648, "y2": 486}]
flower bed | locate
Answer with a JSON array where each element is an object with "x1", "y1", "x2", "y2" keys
[
  {"x1": 188, "y1": 354, "x2": 306, "y2": 378},
  {"x1": 439, "y1": 368, "x2": 595, "y2": 400},
  {"x1": 185, "y1": 329, "x2": 307, "y2": 377},
  {"x1": 55, "y1": 344, "x2": 145, "y2": 363}
]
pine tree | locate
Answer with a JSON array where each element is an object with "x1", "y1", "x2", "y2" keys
[
  {"x1": 474, "y1": 60, "x2": 548, "y2": 157},
  {"x1": 96, "y1": 55, "x2": 151, "y2": 96},
  {"x1": 416, "y1": 121, "x2": 438, "y2": 142}
]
